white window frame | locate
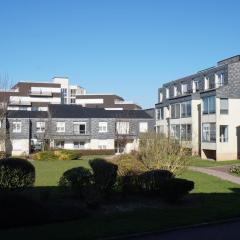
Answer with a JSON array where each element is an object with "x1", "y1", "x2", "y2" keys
[
  {"x1": 56, "y1": 141, "x2": 65, "y2": 149},
  {"x1": 73, "y1": 141, "x2": 85, "y2": 149},
  {"x1": 166, "y1": 88, "x2": 169, "y2": 99},
  {"x1": 116, "y1": 122, "x2": 130, "y2": 135},
  {"x1": 56, "y1": 122, "x2": 65, "y2": 132},
  {"x1": 139, "y1": 122, "x2": 148, "y2": 133},
  {"x1": 99, "y1": 122, "x2": 108, "y2": 133},
  {"x1": 73, "y1": 122, "x2": 86, "y2": 135},
  {"x1": 181, "y1": 83, "x2": 188, "y2": 94},
  {"x1": 98, "y1": 144, "x2": 107, "y2": 150},
  {"x1": 13, "y1": 121, "x2": 22, "y2": 133},
  {"x1": 36, "y1": 121, "x2": 45, "y2": 133}
]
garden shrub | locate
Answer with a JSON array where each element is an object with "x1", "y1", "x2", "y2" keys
[
  {"x1": 229, "y1": 165, "x2": 240, "y2": 175},
  {"x1": 32, "y1": 151, "x2": 57, "y2": 161},
  {"x1": 81, "y1": 184, "x2": 102, "y2": 208},
  {"x1": 89, "y1": 158, "x2": 118, "y2": 197},
  {"x1": 161, "y1": 178, "x2": 194, "y2": 202},
  {"x1": 0, "y1": 158, "x2": 35, "y2": 189},
  {"x1": 59, "y1": 167, "x2": 93, "y2": 194},
  {"x1": 139, "y1": 169, "x2": 173, "y2": 193},
  {"x1": 54, "y1": 150, "x2": 81, "y2": 160},
  {"x1": 117, "y1": 171, "x2": 141, "y2": 194},
  {"x1": 112, "y1": 154, "x2": 147, "y2": 176},
  {"x1": 32, "y1": 150, "x2": 81, "y2": 161},
  {"x1": 79, "y1": 149, "x2": 115, "y2": 156}
]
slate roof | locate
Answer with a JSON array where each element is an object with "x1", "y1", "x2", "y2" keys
[
  {"x1": 48, "y1": 104, "x2": 152, "y2": 119},
  {"x1": 7, "y1": 105, "x2": 153, "y2": 119}
]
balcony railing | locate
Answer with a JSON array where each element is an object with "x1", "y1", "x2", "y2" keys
[{"x1": 29, "y1": 91, "x2": 53, "y2": 96}]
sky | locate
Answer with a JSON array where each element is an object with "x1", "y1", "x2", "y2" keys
[{"x1": 0, "y1": 0, "x2": 240, "y2": 109}]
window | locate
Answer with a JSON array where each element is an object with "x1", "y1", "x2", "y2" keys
[
  {"x1": 171, "y1": 103, "x2": 180, "y2": 119},
  {"x1": 156, "y1": 125, "x2": 164, "y2": 134},
  {"x1": 202, "y1": 96, "x2": 216, "y2": 114},
  {"x1": 36, "y1": 122, "x2": 45, "y2": 132},
  {"x1": 193, "y1": 80, "x2": 199, "y2": 92},
  {"x1": 181, "y1": 84, "x2": 188, "y2": 94},
  {"x1": 70, "y1": 98, "x2": 76, "y2": 104},
  {"x1": 204, "y1": 77, "x2": 209, "y2": 90},
  {"x1": 220, "y1": 98, "x2": 228, "y2": 114},
  {"x1": 74, "y1": 141, "x2": 85, "y2": 149},
  {"x1": 181, "y1": 101, "x2": 191, "y2": 118},
  {"x1": 202, "y1": 123, "x2": 216, "y2": 142},
  {"x1": 216, "y1": 72, "x2": 225, "y2": 87},
  {"x1": 70, "y1": 89, "x2": 76, "y2": 97},
  {"x1": 99, "y1": 122, "x2": 108, "y2": 133},
  {"x1": 56, "y1": 122, "x2": 65, "y2": 132},
  {"x1": 171, "y1": 124, "x2": 180, "y2": 140},
  {"x1": 156, "y1": 108, "x2": 164, "y2": 120},
  {"x1": 116, "y1": 122, "x2": 129, "y2": 134},
  {"x1": 13, "y1": 122, "x2": 21, "y2": 133},
  {"x1": 166, "y1": 88, "x2": 169, "y2": 99},
  {"x1": 98, "y1": 144, "x2": 107, "y2": 149},
  {"x1": 62, "y1": 88, "x2": 67, "y2": 96},
  {"x1": 56, "y1": 141, "x2": 64, "y2": 149},
  {"x1": 73, "y1": 122, "x2": 86, "y2": 134},
  {"x1": 181, "y1": 124, "x2": 192, "y2": 141},
  {"x1": 139, "y1": 122, "x2": 148, "y2": 133},
  {"x1": 220, "y1": 125, "x2": 228, "y2": 142},
  {"x1": 159, "y1": 92, "x2": 163, "y2": 102},
  {"x1": 173, "y1": 86, "x2": 178, "y2": 96}
]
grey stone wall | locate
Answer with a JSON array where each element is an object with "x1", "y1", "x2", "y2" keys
[{"x1": 8, "y1": 118, "x2": 30, "y2": 139}]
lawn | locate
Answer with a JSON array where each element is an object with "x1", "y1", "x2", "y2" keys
[
  {"x1": 32, "y1": 156, "x2": 93, "y2": 186},
  {"x1": 189, "y1": 156, "x2": 240, "y2": 167},
  {"x1": 1, "y1": 165, "x2": 240, "y2": 240}
]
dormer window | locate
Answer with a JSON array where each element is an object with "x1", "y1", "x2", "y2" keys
[
  {"x1": 192, "y1": 80, "x2": 199, "y2": 92},
  {"x1": 173, "y1": 86, "x2": 178, "y2": 97},
  {"x1": 216, "y1": 72, "x2": 225, "y2": 88},
  {"x1": 181, "y1": 84, "x2": 188, "y2": 95},
  {"x1": 159, "y1": 92, "x2": 163, "y2": 102},
  {"x1": 166, "y1": 88, "x2": 169, "y2": 99},
  {"x1": 204, "y1": 77, "x2": 209, "y2": 90}
]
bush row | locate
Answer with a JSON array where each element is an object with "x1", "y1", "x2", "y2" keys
[
  {"x1": 59, "y1": 157, "x2": 194, "y2": 204},
  {"x1": 32, "y1": 149, "x2": 115, "y2": 161}
]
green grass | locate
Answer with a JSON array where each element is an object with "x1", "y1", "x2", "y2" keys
[
  {"x1": 189, "y1": 156, "x2": 240, "y2": 167},
  {"x1": 1, "y1": 169, "x2": 240, "y2": 240},
  {"x1": 32, "y1": 155, "x2": 101, "y2": 186}
]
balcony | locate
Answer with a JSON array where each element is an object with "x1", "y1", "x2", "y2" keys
[
  {"x1": 29, "y1": 91, "x2": 53, "y2": 97},
  {"x1": 9, "y1": 101, "x2": 31, "y2": 106}
]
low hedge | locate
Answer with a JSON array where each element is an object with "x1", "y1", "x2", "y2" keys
[{"x1": 77, "y1": 149, "x2": 115, "y2": 156}]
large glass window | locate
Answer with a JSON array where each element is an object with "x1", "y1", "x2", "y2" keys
[
  {"x1": 220, "y1": 98, "x2": 228, "y2": 114},
  {"x1": 181, "y1": 124, "x2": 192, "y2": 141},
  {"x1": 171, "y1": 103, "x2": 180, "y2": 119},
  {"x1": 74, "y1": 141, "x2": 85, "y2": 149},
  {"x1": 220, "y1": 125, "x2": 228, "y2": 142},
  {"x1": 139, "y1": 122, "x2": 148, "y2": 133},
  {"x1": 181, "y1": 101, "x2": 191, "y2": 118},
  {"x1": 156, "y1": 107, "x2": 164, "y2": 120},
  {"x1": 171, "y1": 124, "x2": 180, "y2": 140},
  {"x1": 181, "y1": 84, "x2": 188, "y2": 94},
  {"x1": 202, "y1": 96, "x2": 216, "y2": 114},
  {"x1": 202, "y1": 123, "x2": 216, "y2": 142}
]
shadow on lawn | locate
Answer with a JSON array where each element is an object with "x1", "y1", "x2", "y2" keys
[{"x1": 1, "y1": 186, "x2": 240, "y2": 231}]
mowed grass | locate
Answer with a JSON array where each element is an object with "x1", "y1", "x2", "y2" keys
[
  {"x1": 32, "y1": 157, "x2": 92, "y2": 186},
  {"x1": 1, "y1": 167, "x2": 240, "y2": 239},
  {"x1": 189, "y1": 156, "x2": 240, "y2": 167}
]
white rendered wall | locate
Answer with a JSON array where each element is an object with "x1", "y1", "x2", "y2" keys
[{"x1": 11, "y1": 139, "x2": 29, "y2": 156}]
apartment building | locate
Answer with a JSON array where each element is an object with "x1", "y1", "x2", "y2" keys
[
  {"x1": 0, "y1": 77, "x2": 141, "y2": 110},
  {"x1": 4, "y1": 104, "x2": 153, "y2": 156},
  {"x1": 155, "y1": 55, "x2": 240, "y2": 161}
]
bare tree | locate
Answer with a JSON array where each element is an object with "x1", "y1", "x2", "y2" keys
[
  {"x1": 139, "y1": 132, "x2": 190, "y2": 176},
  {"x1": 0, "y1": 73, "x2": 12, "y2": 156}
]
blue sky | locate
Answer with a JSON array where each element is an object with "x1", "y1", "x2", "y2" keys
[{"x1": 0, "y1": 0, "x2": 240, "y2": 108}]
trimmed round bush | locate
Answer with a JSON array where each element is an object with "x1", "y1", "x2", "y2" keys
[
  {"x1": 162, "y1": 178, "x2": 194, "y2": 202},
  {"x1": 89, "y1": 159, "x2": 118, "y2": 197},
  {"x1": 139, "y1": 169, "x2": 173, "y2": 193},
  {"x1": 117, "y1": 171, "x2": 141, "y2": 194},
  {"x1": 0, "y1": 158, "x2": 35, "y2": 189},
  {"x1": 59, "y1": 167, "x2": 93, "y2": 193}
]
